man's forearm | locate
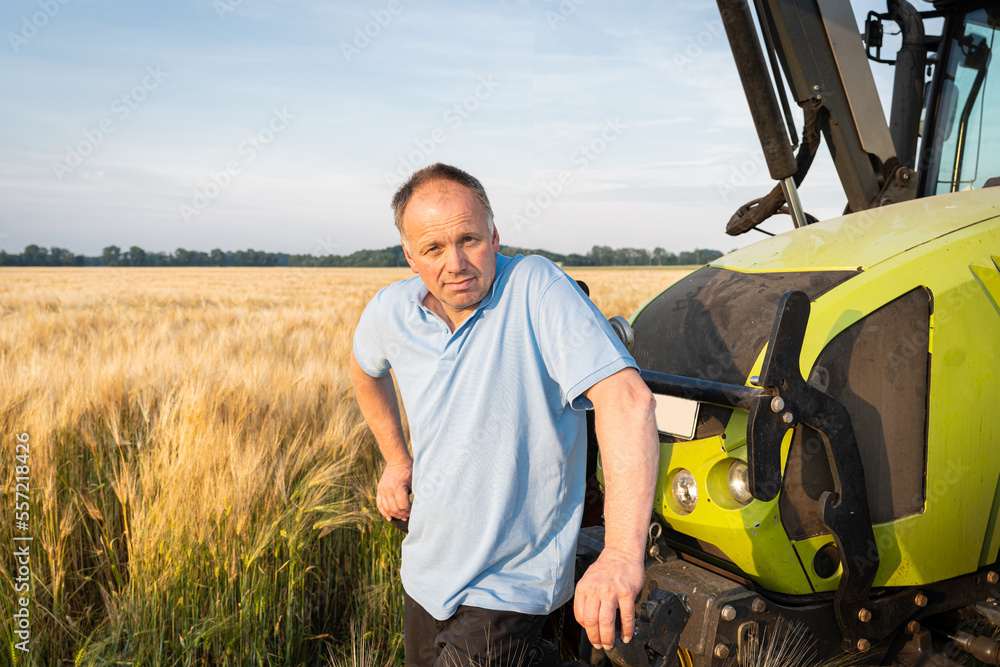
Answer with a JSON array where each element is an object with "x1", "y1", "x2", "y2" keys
[
  {"x1": 575, "y1": 367, "x2": 659, "y2": 648},
  {"x1": 351, "y1": 351, "x2": 414, "y2": 520},
  {"x1": 349, "y1": 351, "x2": 410, "y2": 464},
  {"x1": 593, "y1": 375, "x2": 659, "y2": 559}
]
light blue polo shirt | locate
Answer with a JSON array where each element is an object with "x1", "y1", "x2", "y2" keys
[{"x1": 353, "y1": 253, "x2": 636, "y2": 620}]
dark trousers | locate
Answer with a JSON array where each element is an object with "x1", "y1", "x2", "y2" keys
[{"x1": 403, "y1": 589, "x2": 554, "y2": 667}]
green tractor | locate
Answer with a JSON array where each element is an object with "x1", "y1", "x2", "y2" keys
[{"x1": 587, "y1": 2, "x2": 1000, "y2": 666}]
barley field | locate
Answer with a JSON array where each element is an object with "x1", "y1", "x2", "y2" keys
[{"x1": 0, "y1": 264, "x2": 691, "y2": 666}]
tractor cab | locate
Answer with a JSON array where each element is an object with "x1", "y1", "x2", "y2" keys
[{"x1": 919, "y1": 5, "x2": 1000, "y2": 195}]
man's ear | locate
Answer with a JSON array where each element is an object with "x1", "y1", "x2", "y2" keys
[
  {"x1": 491, "y1": 225, "x2": 500, "y2": 253},
  {"x1": 402, "y1": 238, "x2": 418, "y2": 273}
]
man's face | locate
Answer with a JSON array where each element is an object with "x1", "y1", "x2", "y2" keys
[{"x1": 401, "y1": 179, "x2": 500, "y2": 326}]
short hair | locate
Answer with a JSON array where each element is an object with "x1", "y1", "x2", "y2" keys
[{"x1": 391, "y1": 163, "x2": 495, "y2": 242}]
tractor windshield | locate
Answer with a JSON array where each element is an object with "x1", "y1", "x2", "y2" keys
[{"x1": 925, "y1": 8, "x2": 1000, "y2": 194}]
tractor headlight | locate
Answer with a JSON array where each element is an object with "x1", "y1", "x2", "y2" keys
[
  {"x1": 727, "y1": 460, "x2": 753, "y2": 505},
  {"x1": 670, "y1": 469, "x2": 698, "y2": 514}
]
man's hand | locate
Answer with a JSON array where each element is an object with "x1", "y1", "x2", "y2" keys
[
  {"x1": 574, "y1": 547, "x2": 645, "y2": 650},
  {"x1": 377, "y1": 459, "x2": 413, "y2": 520}
]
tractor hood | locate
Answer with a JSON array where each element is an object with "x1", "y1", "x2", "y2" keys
[{"x1": 714, "y1": 188, "x2": 1000, "y2": 274}]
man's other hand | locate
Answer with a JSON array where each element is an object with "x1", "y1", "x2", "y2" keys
[
  {"x1": 573, "y1": 546, "x2": 645, "y2": 651},
  {"x1": 377, "y1": 459, "x2": 413, "y2": 520}
]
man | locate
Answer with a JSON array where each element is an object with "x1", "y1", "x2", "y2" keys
[{"x1": 350, "y1": 163, "x2": 659, "y2": 667}]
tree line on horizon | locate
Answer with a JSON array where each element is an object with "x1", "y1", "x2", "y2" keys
[{"x1": 0, "y1": 243, "x2": 724, "y2": 268}]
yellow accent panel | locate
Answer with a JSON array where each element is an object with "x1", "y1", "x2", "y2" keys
[
  {"x1": 794, "y1": 516, "x2": 943, "y2": 593},
  {"x1": 713, "y1": 189, "x2": 1000, "y2": 274},
  {"x1": 791, "y1": 514, "x2": 946, "y2": 592},
  {"x1": 653, "y1": 431, "x2": 811, "y2": 594},
  {"x1": 793, "y1": 536, "x2": 842, "y2": 590}
]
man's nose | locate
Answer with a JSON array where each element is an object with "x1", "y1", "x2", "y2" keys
[{"x1": 444, "y1": 246, "x2": 468, "y2": 273}]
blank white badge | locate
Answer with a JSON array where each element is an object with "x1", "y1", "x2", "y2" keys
[{"x1": 653, "y1": 394, "x2": 700, "y2": 440}]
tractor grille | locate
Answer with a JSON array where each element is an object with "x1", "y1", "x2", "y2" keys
[{"x1": 631, "y1": 266, "x2": 858, "y2": 440}]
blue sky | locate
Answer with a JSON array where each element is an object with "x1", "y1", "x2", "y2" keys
[{"x1": 1, "y1": 0, "x2": 918, "y2": 257}]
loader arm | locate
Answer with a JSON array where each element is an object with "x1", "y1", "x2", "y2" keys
[{"x1": 718, "y1": 0, "x2": 918, "y2": 214}]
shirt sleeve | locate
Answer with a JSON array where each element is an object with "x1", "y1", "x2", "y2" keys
[
  {"x1": 352, "y1": 290, "x2": 392, "y2": 378},
  {"x1": 535, "y1": 271, "x2": 637, "y2": 410}
]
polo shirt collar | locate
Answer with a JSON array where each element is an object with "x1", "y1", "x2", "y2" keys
[{"x1": 409, "y1": 253, "x2": 510, "y2": 327}]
